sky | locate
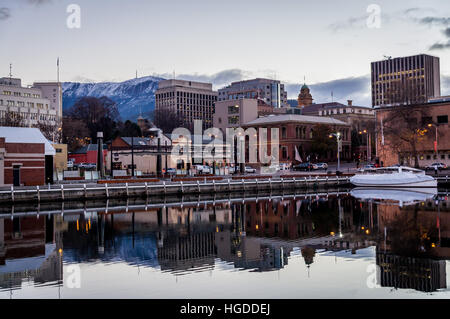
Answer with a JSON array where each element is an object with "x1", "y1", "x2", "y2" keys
[{"x1": 0, "y1": 0, "x2": 449, "y2": 106}]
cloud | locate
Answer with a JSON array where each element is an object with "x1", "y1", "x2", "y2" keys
[
  {"x1": 0, "y1": 0, "x2": 53, "y2": 21},
  {"x1": 328, "y1": 15, "x2": 368, "y2": 32},
  {"x1": 0, "y1": 7, "x2": 10, "y2": 20},
  {"x1": 429, "y1": 41, "x2": 450, "y2": 50},
  {"x1": 285, "y1": 75, "x2": 372, "y2": 106},
  {"x1": 153, "y1": 69, "x2": 278, "y2": 89},
  {"x1": 418, "y1": 17, "x2": 450, "y2": 26},
  {"x1": 442, "y1": 75, "x2": 450, "y2": 96},
  {"x1": 444, "y1": 27, "x2": 450, "y2": 38}
]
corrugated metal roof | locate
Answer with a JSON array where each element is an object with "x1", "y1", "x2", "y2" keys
[{"x1": 0, "y1": 126, "x2": 55, "y2": 155}]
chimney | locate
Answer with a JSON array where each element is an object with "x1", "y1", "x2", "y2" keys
[{"x1": 347, "y1": 100, "x2": 353, "y2": 106}]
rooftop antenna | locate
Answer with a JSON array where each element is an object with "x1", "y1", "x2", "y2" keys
[
  {"x1": 383, "y1": 55, "x2": 392, "y2": 60},
  {"x1": 136, "y1": 70, "x2": 138, "y2": 79},
  {"x1": 173, "y1": 70, "x2": 175, "y2": 80},
  {"x1": 9, "y1": 63, "x2": 12, "y2": 81},
  {"x1": 331, "y1": 91, "x2": 334, "y2": 102},
  {"x1": 57, "y1": 57, "x2": 60, "y2": 83}
]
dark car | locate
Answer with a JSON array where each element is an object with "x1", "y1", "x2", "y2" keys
[{"x1": 293, "y1": 162, "x2": 313, "y2": 171}]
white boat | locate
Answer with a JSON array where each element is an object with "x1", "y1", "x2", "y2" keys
[{"x1": 350, "y1": 166, "x2": 437, "y2": 188}]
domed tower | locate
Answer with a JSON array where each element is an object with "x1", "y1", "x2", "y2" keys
[{"x1": 297, "y1": 83, "x2": 313, "y2": 108}]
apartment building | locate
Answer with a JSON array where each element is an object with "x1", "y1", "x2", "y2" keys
[
  {"x1": 218, "y1": 78, "x2": 289, "y2": 108},
  {"x1": 0, "y1": 77, "x2": 62, "y2": 141}
]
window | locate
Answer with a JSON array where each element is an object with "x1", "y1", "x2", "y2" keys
[
  {"x1": 437, "y1": 115, "x2": 448, "y2": 124},
  {"x1": 228, "y1": 105, "x2": 239, "y2": 114},
  {"x1": 422, "y1": 117, "x2": 432, "y2": 125}
]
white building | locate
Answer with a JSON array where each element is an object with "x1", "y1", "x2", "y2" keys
[{"x1": 0, "y1": 77, "x2": 62, "y2": 141}]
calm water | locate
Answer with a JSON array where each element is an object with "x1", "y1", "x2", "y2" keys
[{"x1": 1, "y1": 188, "x2": 450, "y2": 299}]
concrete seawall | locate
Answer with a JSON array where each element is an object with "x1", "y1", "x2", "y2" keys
[{"x1": 0, "y1": 176, "x2": 352, "y2": 204}]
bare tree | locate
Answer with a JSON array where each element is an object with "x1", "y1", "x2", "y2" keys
[
  {"x1": 380, "y1": 105, "x2": 430, "y2": 167},
  {"x1": 0, "y1": 111, "x2": 26, "y2": 127},
  {"x1": 62, "y1": 117, "x2": 90, "y2": 152},
  {"x1": 150, "y1": 108, "x2": 186, "y2": 133}
]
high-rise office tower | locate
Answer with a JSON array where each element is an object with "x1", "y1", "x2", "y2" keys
[
  {"x1": 155, "y1": 79, "x2": 218, "y2": 130},
  {"x1": 371, "y1": 54, "x2": 440, "y2": 107}
]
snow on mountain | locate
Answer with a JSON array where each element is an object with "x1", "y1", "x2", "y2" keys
[{"x1": 62, "y1": 75, "x2": 166, "y2": 121}]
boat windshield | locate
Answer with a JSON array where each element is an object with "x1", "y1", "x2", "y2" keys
[{"x1": 358, "y1": 166, "x2": 425, "y2": 174}]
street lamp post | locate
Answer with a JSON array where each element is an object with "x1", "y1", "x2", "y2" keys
[
  {"x1": 427, "y1": 123, "x2": 438, "y2": 159},
  {"x1": 329, "y1": 132, "x2": 341, "y2": 172}
]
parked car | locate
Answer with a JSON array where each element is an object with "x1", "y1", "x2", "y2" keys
[
  {"x1": 315, "y1": 162, "x2": 328, "y2": 170},
  {"x1": 293, "y1": 163, "x2": 313, "y2": 171},
  {"x1": 166, "y1": 168, "x2": 176, "y2": 175},
  {"x1": 245, "y1": 166, "x2": 256, "y2": 173},
  {"x1": 425, "y1": 162, "x2": 447, "y2": 170},
  {"x1": 67, "y1": 161, "x2": 74, "y2": 169},
  {"x1": 78, "y1": 162, "x2": 96, "y2": 169},
  {"x1": 279, "y1": 163, "x2": 290, "y2": 171}
]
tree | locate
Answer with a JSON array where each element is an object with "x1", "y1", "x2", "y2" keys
[
  {"x1": 66, "y1": 96, "x2": 120, "y2": 142},
  {"x1": 118, "y1": 120, "x2": 142, "y2": 137},
  {"x1": 0, "y1": 111, "x2": 25, "y2": 127},
  {"x1": 380, "y1": 105, "x2": 430, "y2": 168},
  {"x1": 150, "y1": 108, "x2": 185, "y2": 133},
  {"x1": 62, "y1": 117, "x2": 90, "y2": 152},
  {"x1": 310, "y1": 124, "x2": 336, "y2": 160},
  {"x1": 36, "y1": 120, "x2": 62, "y2": 143}
]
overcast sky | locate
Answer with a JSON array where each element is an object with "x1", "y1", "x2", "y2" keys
[{"x1": 1, "y1": 0, "x2": 449, "y2": 105}]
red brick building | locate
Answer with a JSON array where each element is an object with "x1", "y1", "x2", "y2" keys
[
  {"x1": 0, "y1": 127, "x2": 55, "y2": 186},
  {"x1": 242, "y1": 114, "x2": 352, "y2": 164},
  {"x1": 68, "y1": 144, "x2": 108, "y2": 165}
]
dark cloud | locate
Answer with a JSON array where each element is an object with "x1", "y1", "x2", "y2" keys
[
  {"x1": 418, "y1": 17, "x2": 450, "y2": 26},
  {"x1": 285, "y1": 75, "x2": 371, "y2": 106},
  {"x1": 0, "y1": 0, "x2": 53, "y2": 21},
  {"x1": 444, "y1": 27, "x2": 450, "y2": 38},
  {"x1": 429, "y1": 41, "x2": 450, "y2": 50},
  {"x1": 0, "y1": 7, "x2": 10, "y2": 20},
  {"x1": 155, "y1": 69, "x2": 251, "y2": 89}
]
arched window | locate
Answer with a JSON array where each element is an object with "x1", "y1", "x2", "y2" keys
[{"x1": 281, "y1": 126, "x2": 287, "y2": 139}]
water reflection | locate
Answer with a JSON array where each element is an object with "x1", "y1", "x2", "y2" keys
[{"x1": 0, "y1": 189, "x2": 449, "y2": 297}]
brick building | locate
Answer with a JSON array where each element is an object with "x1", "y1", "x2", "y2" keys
[
  {"x1": 0, "y1": 127, "x2": 55, "y2": 186},
  {"x1": 242, "y1": 114, "x2": 351, "y2": 164},
  {"x1": 376, "y1": 98, "x2": 450, "y2": 167}
]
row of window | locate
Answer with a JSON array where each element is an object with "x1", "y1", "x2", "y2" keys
[
  {"x1": 2, "y1": 90, "x2": 40, "y2": 98},
  {"x1": 0, "y1": 99, "x2": 49, "y2": 109}
]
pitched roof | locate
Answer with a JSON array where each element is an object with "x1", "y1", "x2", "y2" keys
[
  {"x1": 242, "y1": 114, "x2": 348, "y2": 126},
  {"x1": 72, "y1": 144, "x2": 108, "y2": 154},
  {"x1": 0, "y1": 126, "x2": 55, "y2": 155}
]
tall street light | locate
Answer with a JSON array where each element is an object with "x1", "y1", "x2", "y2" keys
[
  {"x1": 427, "y1": 123, "x2": 438, "y2": 159},
  {"x1": 329, "y1": 132, "x2": 341, "y2": 172}
]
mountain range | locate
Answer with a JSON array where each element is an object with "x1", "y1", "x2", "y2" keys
[{"x1": 62, "y1": 76, "x2": 165, "y2": 121}]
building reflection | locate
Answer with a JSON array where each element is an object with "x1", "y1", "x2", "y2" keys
[
  {"x1": 0, "y1": 192, "x2": 449, "y2": 294},
  {"x1": 0, "y1": 215, "x2": 63, "y2": 291},
  {"x1": 369, "y1": 193, "x2": 450, "y2": 292}
]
